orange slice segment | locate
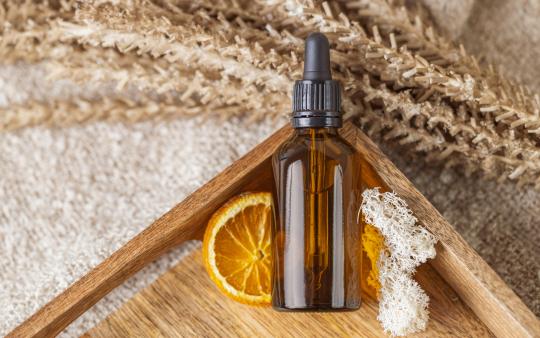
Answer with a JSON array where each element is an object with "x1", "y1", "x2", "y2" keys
[
  {"x1": 362, "y1": 222, "x2": 385, "y2": 298},
  {"x1": 202, "y1": 192, "x2": 273, "y2": 305}
]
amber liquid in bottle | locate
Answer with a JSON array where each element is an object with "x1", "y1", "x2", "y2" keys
[{"x1": 272, "y1": 127, "x2": 362, "y2": 311}]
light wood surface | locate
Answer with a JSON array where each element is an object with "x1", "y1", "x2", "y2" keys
[
  {"x1": 9, "y1": 121, "x2": 539, "y2": 337},
  {"x1": 84, "y1": 250, "x2": 491, "y2": 338}
]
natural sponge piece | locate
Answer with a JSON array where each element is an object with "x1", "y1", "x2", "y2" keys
[{"x1": 361, "y1": 188, "x2": 437, "y2": 336}]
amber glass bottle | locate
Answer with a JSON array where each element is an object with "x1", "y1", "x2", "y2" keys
[{"x1": 272, "y1": 33, "x2": 362, "y2": 311}]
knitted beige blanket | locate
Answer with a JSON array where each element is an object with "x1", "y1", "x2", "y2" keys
[{"x1": 1, "y1": 0, "x2": 538, "y2": 336}]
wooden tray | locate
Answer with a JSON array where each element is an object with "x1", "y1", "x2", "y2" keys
[
  {"x1": 83, "y1": 250, "x2": 490, "y2": 337},
  {"x1": 9, "y1": 121, "x2": 540, "y2": 337}
]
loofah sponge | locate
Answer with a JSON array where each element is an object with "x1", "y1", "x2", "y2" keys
[{"x1": 361, "y1": 188, "x2": 437, "y2": 336}]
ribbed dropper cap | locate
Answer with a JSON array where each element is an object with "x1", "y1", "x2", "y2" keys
[{"x1": 292, "y1": 32, "x2": 342, "y2": 128}]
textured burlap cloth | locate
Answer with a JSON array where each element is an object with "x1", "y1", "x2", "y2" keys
[{"x1": 0, "y1": 1, "x2": 538, "y2": 336}]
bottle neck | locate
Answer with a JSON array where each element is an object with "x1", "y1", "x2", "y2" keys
[{"x1": 295, "y1": 127, "x2": 339, "y2": 136}]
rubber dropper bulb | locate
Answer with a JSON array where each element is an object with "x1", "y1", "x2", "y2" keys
[{"x1": 302, "y1": 32, "x2": 332, "y2": 81}]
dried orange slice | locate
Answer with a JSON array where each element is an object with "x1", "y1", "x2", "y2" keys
[{"x1": 202, "y1": 192, "x2": 272, "y2": 305}]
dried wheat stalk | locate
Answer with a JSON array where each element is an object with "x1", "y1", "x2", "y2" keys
[
  {"x1": 248, "y1": 0, "x2": 540, "y2": 137},
  {"x1": 0, "y1": 0, "x2": 74, "y2": 31},
  {"x1": 342, "y1": 0, "x2": 540, "y2": 137},
  {"x1": 45, "y1": 48, "x2": 289, "y2": 116},
  {"x1": 0, "y1": 0, "x2": 79, "y2": 63},
  {"x1": 0, "y1": 55, "x2": 285, "y2": 130},
  {"x1": 0, "y1": 1, "x2": 289, "y2": 126},
  {"x1": 1, "y1": 0, "x2": 540, "y2": 187},
  {"x1": 0, "y1": 94, "x2": 263, "y2": 131}
]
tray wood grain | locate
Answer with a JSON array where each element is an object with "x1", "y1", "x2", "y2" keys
[
  {"x1": 8, "y1": 121, "x2": 540, "y2": 337},
  {"x1": 83, "y1": 250, "x2": 491, "y2": 337}
]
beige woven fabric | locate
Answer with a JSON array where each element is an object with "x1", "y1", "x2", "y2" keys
[
  {"x1": 0, "y1": 117, "x2": 279, "y2": 336},
  {"x1": 0, "y1": 1, "x2": 538, "y2": 336}
]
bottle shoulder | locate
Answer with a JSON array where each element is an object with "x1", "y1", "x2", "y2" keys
[
  {"x1": 274, "y1": 130, "x2": 356, "y2": 162},
  {"x1": 272, "y1": 129, "x2": 363, "y2": 193}
]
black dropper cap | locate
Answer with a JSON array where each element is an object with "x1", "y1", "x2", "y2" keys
[{"x1": 292, "y1": 32, "x2": 341, "y2": 128}]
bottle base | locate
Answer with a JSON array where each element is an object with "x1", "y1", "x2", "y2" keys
[{"x1": 272, "y1": 304, "x2": 361, "y2": 312}]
